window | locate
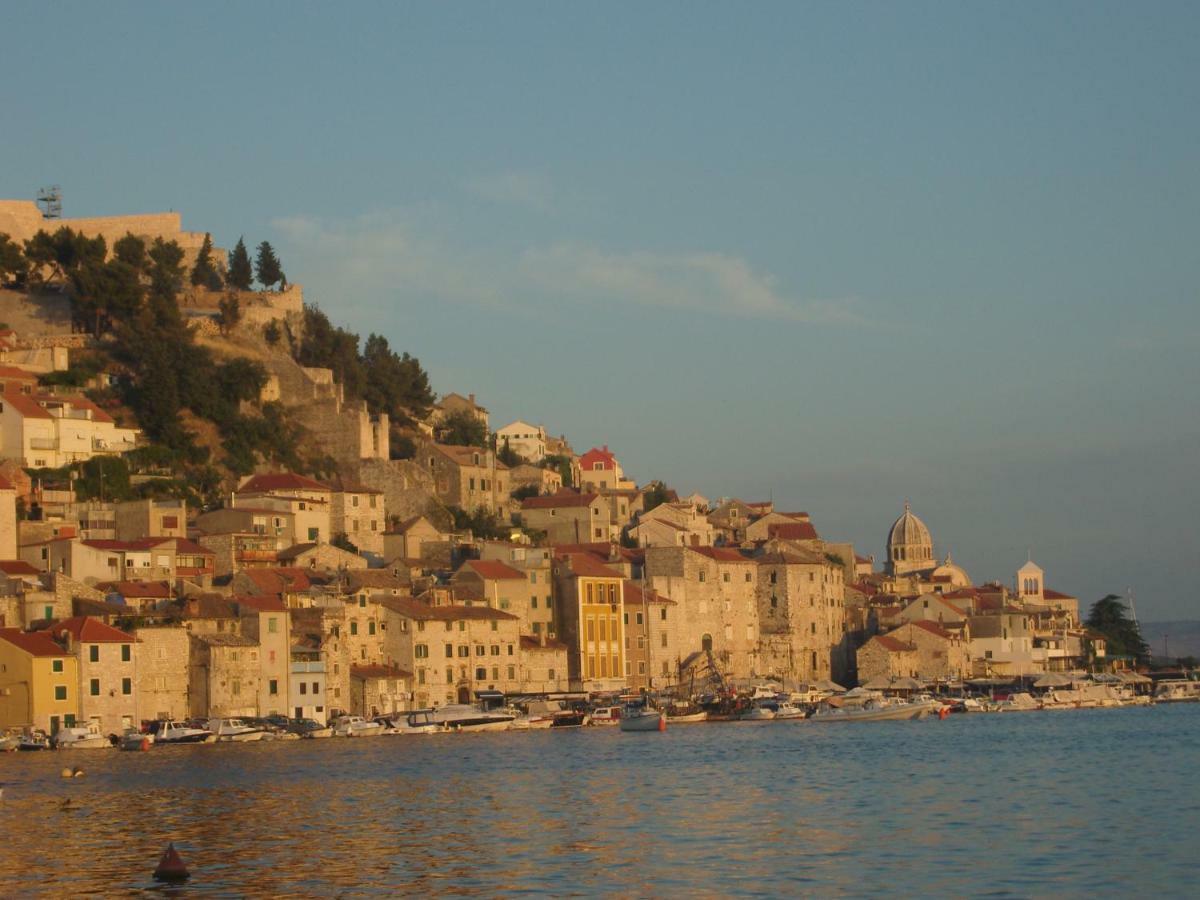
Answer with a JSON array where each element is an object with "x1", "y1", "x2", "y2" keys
[
  {"x1": 350, "y1": 622, "x2": 358, "y2": 636},
  {"x1": 368, "y1": 621, "x2": 376, "y2": 636},
  {"x1": 445, "y1": 643, "x2": 454, "y2": 658},
  {"x1": 491, "y1": 667, "x2": 499, "y2": 680},
  {"x1": 661, "y1": 632, "x2": 668, "y2": 648},
  {"x1": 311, "y1": 682, "x2": 319, "y2": 694},
  {"x1": 745, "y1": 572, "x2": 752, "y2": 582},
  {"x1": 491, "y1": 620, "x2": 498, "y2": 632},
  {"x1": 308, "y1": 527, "x2": 318, "y2": 541},
  {"x1": 300, "y1": 682, "x2": 307, "y2": 695},
  {"x1": 507, "y1": 644, "x2": 514, "y2": 656},
  {"x1": 723, "y1": 572, "x2": 730, "y2": 583},
  {"x1": 359, "y1": 595, "x2": 367, "y2": 608},
  {"x1": 268, "y1": 617, "x2": 279, "y2": 634},
  {"x1": 269, "y1": 679, "x2": 278, "y2": 696},
  {"x1": 490, "y1": 645, "x2": 500, "y2": 656},
  {"x1": 475, "y1": 667, "x2": 486, "y2": 680},
  {"x1": 660, "y1": 608, "x2": 667, "y2": 621},
  {"x1": 89, "y1": 645, "x2": 99, "y2": 663},
  {"x1": 507, "y1": 665, "x2": 515, "y2": 680},
  {"x1": 529, "y1": 572, "x2": 537, "y2": 584},
  {"x1": 699, "y1": 571, "x2": 706, "y2": 583},
  {"x1": 55, "y1": 685, "x2": 67, "y2": 701},
  {"x1": 119, "y1": 677, "x2": 131, "y2": 695},
  {"x1": 418, "y1": 669, "x2": 426, "y2": 685},
  {"x1": 415, "y1": 644, "x2": 429, "y2": 659},
  {"x1": 458, "y1": 645, "x2": 469, "y2": 658},
  {"x1": 770, "y1": 571, "x2": 777, "y2": 585},
  {"x1": 636, "y1": 612, "x2": 643, "y2": 625},
  {"x1": 52, "y1": 659, "x2": 63, "y2": 673},
  {"x1": 586, "y1": 584, "x2": 594, "y2": 603},
  {"x1": 531, "y1": 597, "x2": 538, "y2": 609},
  {"x1": 44, "y1": 605, "x2": 54, "y2": 619},
  {"x1": 89, "y1": 679, "x2": 100, "y2": 696},
  {"x1": 475, "y1": 645, "x2": 486, "y2": 657},
  {"x1": 548, "y1": 668, "x2": 557, "y2": 681}
]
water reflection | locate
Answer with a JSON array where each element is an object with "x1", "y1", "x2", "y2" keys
[{"x1": 0, "y1": 707, "x2": 1197, "y2": 894}]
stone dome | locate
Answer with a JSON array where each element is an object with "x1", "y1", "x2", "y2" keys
[
  {"x1": 931, "y1": 553, "x2": 971, "y2": 588},
  {"x1": 886, "y1": 501, "x2": 935, "y2": 575},
  {"x1": 888, "y1": 502, "x2": 931, "y2": 550}
]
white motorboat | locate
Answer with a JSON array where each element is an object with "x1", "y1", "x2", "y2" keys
[
  {"x1": 119, "y1": 729, "x2": 154, "y2": 751},
  {"x1": 1154, "y1": 679, "x2": 1200, "y2": 702},
  {"x1": 54, "y1": 722, "x2": 112, "y2": 750},
  {"x1": 331, "y1": 715, "x2": 385, "y2": 737},
  {"x1": 148, "y1": 720, "x2": 214, "y2": 744},
  {"x1": 509, "y1": 712, "x2": 554, "y2": 730},
  {"x1": 619, "y1": 704, "x2": 665, "y2": 732},
  {"x1": 739, "y1": 702, "x2": 776, "y2": 721},
  {"x1": 811, "y1": 692, "x2": 938, "y2": 722},
  {"x1": 665, "y1": 710, "x2": 708, "y2": 724},
  {"x1": 998, "y1": 692, "x2": 1040, "y2": 712},
  {"x1": 390, "y1": 710, "x2": 449, "y2": 735},
  {"x1": 426, "y1": 704, "x2": 516, "y2": 732},
  {"x1": 207, "y1": 718, "x2": 269, "y2": 742},
  {"x1": 773, "y1": 702, "x2": 807, "y2": 720},
  {"x1": 589, "y1": 706, "x2": 623, "y2": 726}
]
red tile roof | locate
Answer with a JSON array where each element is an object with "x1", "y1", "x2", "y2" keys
[
  {"x1": 689, "y1": 546, "x2": 750, "y2": 563},
  {"x1": 523, "y1": 490, "x2": 600, "y2": 510},
  {"x1": 233, "y1": 594, "x2": 287, "y2": 613},
  {"x1": 1, "y1": 392, "x2": 52, "y2": 419},
  {"x1": 0, "y1": 628, "x2": 67, "y2": 657},
  {"x1": 459, "y1": 560, "x2": 526, "y2": 581},
  {"x1": 0, "y1": 365, "x2": 39, "y2": 382},
  {"x1": 556, "y1": 552, "x2": 623, "y2": 579},
  {"x1": 240, "y1": 568, "x2": 312, "y2": 594},
  {"x1": 238, "y1": 472, "x2": 332, "y2": 494},
  {"x1": 97, "y1": 580, "x2": 172, "y2": 598},
  {"x1": 1042, "y1": 588, "x2": 1075, "y2": 600},
  {"x1": 49, "y1": 616, "x2": 134, "y2": 643},
  {"x1": 0, "y1": 559, "x2": 40, "y2": 576},
  {"x1": 874, "y1": 635, "x2": 916, "y2": 653},
  {"x1": 907, "y1": 620, "x2": 955, "y2": 640},
  {"x1": 379, "y1": 596, "x2": 519, "y2": 621},
  {"x1": 622, "y1": 580, "x2": 676, "y2": 606},
  {"x1": 766, "y1": 522, "x2": 820, "y2": 541},
  {"x1": 579, "y1": 446, "x2": 618, "y2": 469},
  {"x1": 520, "y1": 634, "x2": 569, "y2": 652}
]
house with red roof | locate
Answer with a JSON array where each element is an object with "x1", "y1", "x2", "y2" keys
[
  {"x1": 414, "y1": 442, "x2": 510, "y2": 519},
  {"x1": 551, "y1": 552, "x2": 628, "y2": 692},
  {"x1": 450, "y1": 559, "x2": 533, "y2": 617},
  {"x1": 630, "y1": 501, "x2": 714, "y2": 549},
  {"x1": 577, "y1": 445, "x2": 634, "y2": 492},
  {"x1": 46, "y1": 616, "x2": 138, "y2": 734},
  {"x1": 0, "y1": 390, "x2": 140, "y2": 467},
  {"x1": 856, "y1": 632, "x2": 921, "y2": 682},
  {"x1": 0, "y1": 626, "x2": 78, "y2": 734},
  {"x1": 20, "y1": 536, "x2": 214, "y2": 587}
]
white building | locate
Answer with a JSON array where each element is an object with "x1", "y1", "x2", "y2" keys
[
  {"x1": 496, "y1": 420, "x2": 547, "y2": 463},
  {"x1": 0, "y1": 392, "x2": 139, "y2": 467}
]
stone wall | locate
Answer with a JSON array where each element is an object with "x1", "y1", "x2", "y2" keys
[
  {"x1": 342, "y1": 459, "x2": 438, "y2": 525},
  {"x1": 134, "y1": 626, "x2": 190, "y2": 722}
]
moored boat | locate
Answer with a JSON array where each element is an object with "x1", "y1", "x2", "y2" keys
[
  {"x1": 331, "y1": 715, "x2": 385, "y2": 737},
  {"x1": 149, "y1": 720, "x2": 213, "y2": 744},
  {"x1": 207, "y1": 718, "x2": 270, "y2": 742},
  {"x1": 54, "y1": 722, "x2": 112, "y2": 750},
  {"x1": 118, "y1": 729, "x2": 154, "y2": 751},
  {"x1": 773, "y1": 702, "x2": 807, "y2": 720},
  {"x1": 619, "y1": 703, "x2": 665, "y2": 733},
  {"x1": 665, "y1": 710, "x2": 708, "y2": 724},
  {"x1": 426, "y1": 704, "x2": 516, "y2": 732},
  {"x1": 589, "y1": 706, "x2": 622, "y2": 725}
]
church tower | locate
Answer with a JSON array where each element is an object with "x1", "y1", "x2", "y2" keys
[{"x1": 1016, "y1": 559, "x2": 1044, "y2": 603}]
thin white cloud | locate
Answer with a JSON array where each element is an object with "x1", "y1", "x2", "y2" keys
[
  {"x1": 463, "y1": 171, "x2": 554, "y2": 213},
  {"x1": 271, "y1": 211, "x2": 870, "y2": 325}
]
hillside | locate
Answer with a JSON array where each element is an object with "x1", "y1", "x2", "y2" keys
[{"x1": 1142, "y1": 621, "x2": 1200, "y2": 662}]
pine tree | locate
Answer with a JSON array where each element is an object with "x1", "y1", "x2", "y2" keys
[
  {"x1": 190, "y1": 233, "x2": 223, "y2": 290},
  {"x1": 255, "y1": 241, "x2": 283, "y2": 290},
  {"x1": 226, "y1": 237, "x2": 253, "y2": 290}
]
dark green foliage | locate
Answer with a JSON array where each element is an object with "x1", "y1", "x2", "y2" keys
[
  {"x1": 331, "y1": 532, "x2": 360, "y2": 554},
  {"x1": 641, "y1": 480, "x2": 672, "y2": 513},
  {"x1": 0, "y1": 232, "x2": 29, "y2": 286},
  {"x1": 218, "y1": 293, "x2": 241, "y2": 335},
  {"x1": 361, "y1": 333, "x2": 435, "y2": 421},
  {"x1": 255, "y1": 241, "x2": 284, "y2": 290},
  {"x1": 113, "y1": 234, "x2": 147, "y2": 271},
  {"x1": 511, "y1": 484, "x2": 540, "y2": 501},
  {"x1": 542, "y1": 454, "x2": 574, "y2": 488},
  {"x1": 438, "y1": 410, "x2": 488, "y2": 448},
  {"x1": 296, "y1": 305, "x2": 365, "y2": 397},
  {"x1": 73, "y1": 456, "x2": 134, "y2": 502},
  {"x1": 24, "y1": 227, "x2": 106, "y2": 287},
  {"x1": 449, "y1": 506, "x2": 508, "y2": 540},
  {"x1": 1086, "y1": 595, "x2": 1150, "y2": 661},
  {"x1": 226, "y1": 237, "x2": 253, "y2": 290},
  {"x1": 389, "y1": 432, "x2": 417, "y2": 460},
  {"x1": 497, "y1": 438, "x2": 523, "y2": 468},
  {"x1": 190, "y1": 233, "x2": 223, "y2": 290},
  {"x1": 263, "y1": 320, "x2": 281, "y2": 345}
]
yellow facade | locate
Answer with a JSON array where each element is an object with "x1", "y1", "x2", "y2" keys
[
  {"x1": 579, "y1": 576, "x2": 626, "y2": 688},
  {"x1": 0, "y1": 638, "x2": 79, "y2": 734}
]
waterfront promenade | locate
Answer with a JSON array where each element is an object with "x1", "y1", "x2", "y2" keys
[{"x1": 1, "y1": 704, "x2": 1196, "y2": 896}]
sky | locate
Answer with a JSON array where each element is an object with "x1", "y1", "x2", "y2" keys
[{"x1": 3, "y1": 2, "x2": 1198, "y2": 620}]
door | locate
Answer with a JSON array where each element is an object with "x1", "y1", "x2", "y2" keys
[
  {"x1": 50, "y1": 716, "x2": 60, "y2": 735},
  {"x1": 295, "y1": 706, "x2": 303, "y2": 719},
  {"x1": 457, "y1": 686, "x2": 470, "y2": 703}
]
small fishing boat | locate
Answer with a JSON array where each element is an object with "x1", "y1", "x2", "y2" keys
[
  {"x1": 619, "y1": 703, "x2": 665, "y2": 733},
  {"x1": 589, "y1": 706, "x2": 622, "y2": 726},
  {"x1": 286, "y1": 718, "x2": 333, "y2": 739},
  {"x1": 739, "y1": 702, "x2": 776, "y2": 721},
  {"x1": 665, "y1": 710, "x2": 708, "y2": 724},
  {"x1": 18, "y1": 731, "x2": 51, "y2": 751},
  {"x1": 773, "y1": 702, "x2": 807, "y2": 720},
  {"x1": 118, "y1": 729, "x2": 154, "y2": 751},
  {"x1": 54, "y1": 722, "x2": 111, "y2": 750}
]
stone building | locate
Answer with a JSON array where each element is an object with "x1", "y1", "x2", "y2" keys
[
  {"x1": 349, "y1": 663, "x2": 413, "y2": 717},
  {"x1": 330, "y1": 485, "x2": 386, "y2": 559},
  {"x1": 234, "y1": 473, "x2": 334, "y2": 545},
  {"x1": 236, "y1": 597, "x2": 292, "y2": 718},
  {"x1": 48, "y1": 616, "x2": 138, "y2": 735},
  {"x1": 630, "y1": 502, "x2": 714, "y2": 548},
  {"x1": 114, "y1": 499, "x2": 187, "y2": 541},
  {"x1": 622, "y1": 581, "x2": 677, "y2": 690},
  {"x1": 518, "y1": 635, "x2": 570, "y2": 693},
  {"x1": 476, "y1": 542, "x2": 555, "y2": 638},
  {"x1": 415, "y1": 443, "x2": 510, "y2": 518},
  {"x1": 0, "y1": 473, "x2": 16, "y2": 559},
  {"x1": 383, "y1": 516, "x2": 447, "y2": 562},
  {"x1": 188, "y1": 633, "x2": 261, "y2": 718},
  {"x1": 520, "y1": 490, "x2": 613, "y2": 544},
  {"x1": 856, "y1": 634, "x2": 920, "y2": 682},
  {"x1": 133, "y1": 625, "x2": 190, "y2": 722},
  {"x1": 577, "y1": 446, "x2": 635, "y2": 492},
  {"x1": 495, "y1": 420, "x2": 547, "y2": 463}
]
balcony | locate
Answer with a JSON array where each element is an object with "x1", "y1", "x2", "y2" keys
[
  {"x1": 29, "y1": 437, "x2": 59, "y2": 451},
  {"x1": 290, "y1": 661, "x2": 327, "y2": 674}
]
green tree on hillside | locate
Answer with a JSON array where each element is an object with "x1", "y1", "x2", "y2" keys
[
  {"x1": 190, "y1": 233, "x2": 223, "y2": 290},
  {"x1": 297, "y1": 304, "x2": 365, "y2": 396},
  {"x1": 255, "y1": 241, "x2": 284, "y2": 290},
  {"x1": 497, "y1": 438, "x2": 522, "y2": 468},
  {"x1": 361, "y1": 333, "x2": 436, "y2": 421},
  {"x1": 641, "y1": 480, "x2": 673, "y2": 513},
  {"x1": 0, "y1": 233, "x2": 28, "y2": 286},
  {"x1": 1086, "y1": 594, "x2": 1150, "y2": 661},
  {"x1": 439, "y1": 410, "x2": 488, "y2": 448},
  {"x1": 218, "y1": 293, "x2": 241, "y2": 335},
  {"x1": 25, "y1": 227, "x2": 106, "y2": 289},
  {"x1": 227, "y1": 237, "x2": 253, "y2": 290},
  {"x1": 113, "y1": 233, "x2": 147, "y2": 271}
]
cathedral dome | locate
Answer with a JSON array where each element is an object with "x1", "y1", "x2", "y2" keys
[
  {"x1": 886, "y1": 501, "x2": 935, "y2": 575},
  {"x1": 931, "y1": 553, "x2": 971, "y2": 588}
]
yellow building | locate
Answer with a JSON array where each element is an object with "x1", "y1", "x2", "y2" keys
[
  {"x1": 553, "y1": 553, "x2": 627, "y2": 692},
  {"x1": 0, "y1": 628, "x2": 79, "y2": 734}
]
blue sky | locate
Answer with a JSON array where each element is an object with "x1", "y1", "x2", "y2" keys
[{"x1": 3, "y1": 2, "x2": 1198, "y2": 620}]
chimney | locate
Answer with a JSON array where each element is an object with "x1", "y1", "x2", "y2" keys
[{"x1": 468, "y1": 393, "x2": 475, "y2": 404}]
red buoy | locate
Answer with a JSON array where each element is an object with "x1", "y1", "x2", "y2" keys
[
  {"x1": 153, "y1": 842, "x2": 190, "y2": 882},
  {"x1": 657, "y1": 715, "x2": 666, "y2": 732}
]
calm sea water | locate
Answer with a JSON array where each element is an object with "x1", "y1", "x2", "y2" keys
[{"x1": 1, "y1": 705, "x2": 1197, "y2": 897}]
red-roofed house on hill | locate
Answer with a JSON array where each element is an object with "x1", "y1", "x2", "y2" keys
[
  {"x1": 0, "y1": 391, "x2": 140, "y2": 467},
  {"x1": 0, "y1": 627, "x2": 77, "y2": 734},
  {"x1": 450, "y1": 559, "x2": 539, "y2": 629},
  {"x1": 47, "y1": 616, "x2": 138, "y2": 734},
  {"x1": 577, "y1": 445, "x2": 634, "y2": 492},
  {"x1": 856, "y1": 633, "x2": 920, "y2": 682}
]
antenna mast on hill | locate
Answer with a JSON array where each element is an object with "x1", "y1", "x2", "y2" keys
[{"x1": 36, "y1": 186, "x2": 62, "y2": 219}]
